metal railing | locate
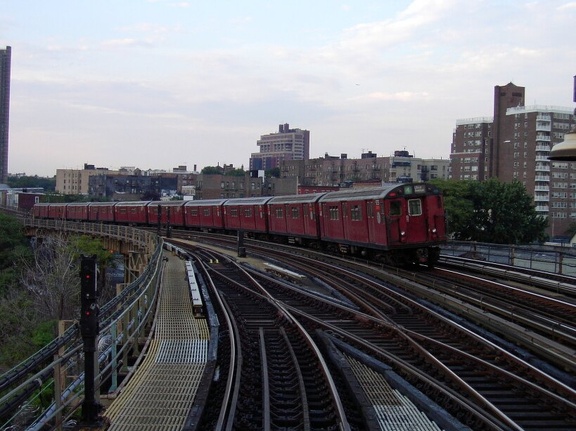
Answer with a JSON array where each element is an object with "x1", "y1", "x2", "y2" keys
[
  {"x1": 0, "y1": 214, "x2": 164, "y2": 430},
  {"x1": 442, "y1": 240, "x2": 576, "y2": 276}
]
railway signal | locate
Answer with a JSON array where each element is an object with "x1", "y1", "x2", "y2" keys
[
  {"x1": 79, "y1": 254, "x2": 103, "y2": 425},
  {"x1": 80, "y1": 255, "x2": 99, "y2": 338}
]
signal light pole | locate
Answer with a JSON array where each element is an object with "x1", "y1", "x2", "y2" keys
[{"x1": 79, "y1": 255, "x2": 102, "y2": 425}]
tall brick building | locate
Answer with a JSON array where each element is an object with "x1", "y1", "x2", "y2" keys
[{"x1": 450, "y1": 82, "x2": 575, "y2": 236}]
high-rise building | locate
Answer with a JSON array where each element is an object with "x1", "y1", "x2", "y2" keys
[
  {"x1": 450, "y1": 82, "x2": 576, "y2": 237},
  {"x1": 0, "y1": 46, "x2": 11, "y2": 184},
  {"x1": 250, "y1": 123, "x2": 310, "y2": 171}
]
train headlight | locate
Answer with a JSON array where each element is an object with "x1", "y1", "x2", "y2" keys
[{"x1": 400, "y1": 231, "x2": 406, "y2": 242}]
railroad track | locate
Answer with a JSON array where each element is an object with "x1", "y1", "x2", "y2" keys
[
  {"x1": 189, "y1": 247, "x2": 350, "y2": 431},
  {"x1": 168, "y1": 237, "x2": 576, "y2": 430}
]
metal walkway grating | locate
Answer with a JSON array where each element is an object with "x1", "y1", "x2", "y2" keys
[
  {"x1": 106, "y1": 253, "x2": 209, "y2": 430},
  {"x1": 346, "y1": 354, "x2": 442, "y2": 431}
]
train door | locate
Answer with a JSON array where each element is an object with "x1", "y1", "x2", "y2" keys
[
  {"x1": 367, "y1": 200, "x2": 386, "y2": 244},
  {"x1": 404, "y1": 196, "x2": 427, "y2": 243},
  {"x1": 385, "y1": 199, "x2": 403, "y2": 244}
]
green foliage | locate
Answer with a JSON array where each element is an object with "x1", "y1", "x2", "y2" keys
[
  {"x1": 7, "y1": 175, "x2": 56, "y2": 191},
  {"x1": 0, "y1": 290, "x2": 38, "y2": 367},
  {"x1": 225, "y1": 168, "x2": 246, "y2": 177},
  {"x1": 565, "y1": 222, "x2": 576, "y2": 238},
  {"x1": 201, "y1": 166, "x2": 246, "y2": 176},
  {"x1": 32, "y1": 320, "x2": 57, "y2": 348},
  {"x1": 0, "y1": 233, "x2": 115, "y2": 369},
  {"x1": 431, "y1": 178, "x2": 548, "y2": 244},
  {"x1": 266, "y1": 167, "x2": 280, "y2": 178},
  {"x1": 0, "y1": 213, "x2": 32, "y2": 294},
  {"x1": 41, "y1": 193, "x2": 91, "y2": 203},
  {"x1": 430, "y1": 179, "x2": 474, "y2": 238},
  {"x1": 201, "y1": 166, "x2": 223, "y2": 175},
  {"x1": 69, "y1": 235, "x2": 115, "y2": 268}
]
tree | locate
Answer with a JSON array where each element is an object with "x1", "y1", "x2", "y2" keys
[
  {"x1": 432, "y1": 178, "x2": 548, "y2": 244},
  {"x1": 20, "y1": 235, "x2": 81, "y2": 323},
  {"x1": 0, "y1": 233, "x2": 114, "y2": 369},
  {"x1": 430, "y1": 179, "x2": 474, "y2": 239},
  {"x1": 225, "y1": 168, "x2": 246, "y2": 177},
  {"x1": 201, "y1": 166, "x2": 223, "y2": 175},
  {"x1": 266, "y1": 167, "x2": 280, "y2": 178},
  {"x1": 0, "y1": 213, "x2": 32, "y2": 295},
  {"x1": 7, "y1": 175, "x2": 56, "y2": 192}
]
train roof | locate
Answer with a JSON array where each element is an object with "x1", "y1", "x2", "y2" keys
[
  {"x1": 184, "y1": 199, "x2": 228, "y2": 207},
  {"x1": 223, "y1": 196, "x2": 273, "y2": 206},
  {"x1": 147, "y1": 200, "x2": 186, "y2": 207},
  {"x1": 86, "y1": 201, "x2": 117, "y2": 207},
  {"x1": 318, "y1": 183, "x2": 437, "y2": 202},
  {"x1": 66, "y1": 201, "x2": 92, "y2": 206},
  {"x1": 114, "y1": 200, "x2": 153, "y2": 207},
  {"x1": 267, "y1": 193, "x2": 325, "y2": 205}
]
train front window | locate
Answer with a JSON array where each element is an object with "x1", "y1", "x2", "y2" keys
[{"x1": 408, "y1": 199, "x2": 422, "y2": 216}]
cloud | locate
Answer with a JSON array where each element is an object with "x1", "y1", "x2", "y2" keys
[{"x1": 101, "y1": 38, "x2": 155, "y2": 48}]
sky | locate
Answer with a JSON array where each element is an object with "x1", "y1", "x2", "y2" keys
[{"x1": 2, "y1": 0, "x2": 576, "y2": 177}]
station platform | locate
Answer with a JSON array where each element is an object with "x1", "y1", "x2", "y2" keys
[{"x1": 104, "y1": 253, "x2": 210, "y2": 430}]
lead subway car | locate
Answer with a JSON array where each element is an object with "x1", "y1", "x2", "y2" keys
[{"x1": 317, "y1": 183, "x2": 446, "y2": 266}]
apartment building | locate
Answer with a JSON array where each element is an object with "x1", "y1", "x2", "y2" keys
[
  {"x1": 250, "y1": 123, "x2": 310, "y2": 171},
  {"x1": 281, "y1": 150, "x2": 449, "y2": 187},
  {"x1": 56, "y1": 165, "x2": 110, "y2": 195},
  {"x1": 450, "y1": 82, "x2": 576, "y2": 235}
]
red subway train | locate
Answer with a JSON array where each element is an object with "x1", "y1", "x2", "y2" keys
[{"x1": 32, "y1": 182, "x2": 447, "y2": 266}]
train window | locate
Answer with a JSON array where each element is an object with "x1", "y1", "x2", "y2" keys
[
  {"x1": 203, "y1": 208, "x2": 210, "y2": 216},
  {"x1": 390, "y1": 201, "x2": 401, "y2": 216},
  {"x1": 230, "y1": 208, "x2": 238, "y2": 217},
  {"x1": 275, "y1": 208, "x2": 283, "y2": 218},
  {"x1": 291, "y1": 207, "x2": 299, "y2": 219},
  {"x1": 367, "y1": 202, "x2": 373, "y2": 218},
  {"x1": 351, "y1": 205, "x2": 362, "y2": 221},
  {"x1": 190, "y1": 209, "x2": 198, "y2": 216},
  {"x1": 244, "y1": 208, "x2": 252, "y2": 217},
  {"x1": 329, "y1": 206, "x2": 339, "y2": 220},
  {"x1": 408, "y1": 199, "x2": 422, "y2": 216}
]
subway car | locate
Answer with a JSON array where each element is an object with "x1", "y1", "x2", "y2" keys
[{"x1": 32, "y1": 183, "x2": 446, "y2": 266}]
